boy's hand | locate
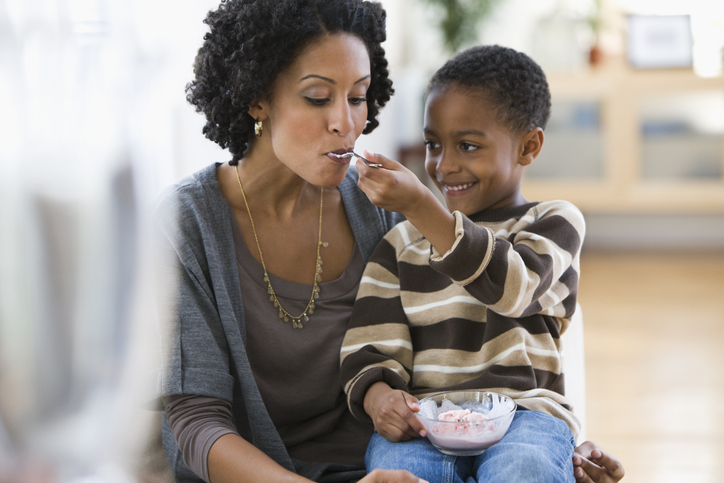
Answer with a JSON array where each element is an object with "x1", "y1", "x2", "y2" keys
[
  {"x1": 356, "y1": 152, "x2": 457, "y2": 255},
  {"x1": 354, "y1": 151, "x2": 432, "y2": 217},
  {"x1": 363, "y1": 381, "x2": 428, "y2": 442},
  {"x1": 573, "y1": 441, "x2": 625, "y2": 482}
]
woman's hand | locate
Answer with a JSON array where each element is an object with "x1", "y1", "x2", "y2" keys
[
  {"x1": 573, "y1": 441, "x2": 625, "y2": 482},
  {"x1": 363, "y1": 382, "x2": 427, "y2": 442},
  {"x1": 360, "y1": 469, "x2": 428, "y2": 483}
]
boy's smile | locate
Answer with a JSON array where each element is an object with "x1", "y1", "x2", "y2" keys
[{"x1": 423, "y1": 84, "x2": 541, "y2": 215}]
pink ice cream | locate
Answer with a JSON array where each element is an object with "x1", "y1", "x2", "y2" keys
[
  {"x1": 432, "y1": 409, "x2": 491, "y2": 436},
  {"x1": 438, "y1": 409, "x2": 487, "y2": 422}
]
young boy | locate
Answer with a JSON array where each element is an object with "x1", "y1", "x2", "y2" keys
[{"x1": 341, "y1": 45, "x2": 584, "y2": 482}]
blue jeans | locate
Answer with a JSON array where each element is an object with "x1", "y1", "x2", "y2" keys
[{"x1": 365, "y1": 410, "x2": 575, "y2": 483}]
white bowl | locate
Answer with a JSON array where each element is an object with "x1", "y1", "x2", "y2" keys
[{"x1": 416, "y1": 391, "x2": 517, "y2": 456}]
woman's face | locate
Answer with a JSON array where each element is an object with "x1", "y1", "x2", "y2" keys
[{"x1": 253, "y1": 33, "x2": 371, "y2": 188}]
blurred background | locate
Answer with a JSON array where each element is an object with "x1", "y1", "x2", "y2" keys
[{"x1": 1, "y1": 0, "x2": 722, "y2": 481}]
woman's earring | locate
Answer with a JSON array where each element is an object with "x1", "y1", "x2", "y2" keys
[{"x1": 254, "y1": 119, "x2": 263, "y2": 138}]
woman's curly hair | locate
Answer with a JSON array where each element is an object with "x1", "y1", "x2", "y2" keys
[
  {"x1": 427, "y1": 45, "x2": 551, "y2": 135},
  {"x1": 186, "y1": 0, "x2": 394, "y2": 165}
]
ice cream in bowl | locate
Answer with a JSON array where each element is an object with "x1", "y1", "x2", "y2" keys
[{"x1": 416, "y1": 391, "x2": 517, "y2": 456}]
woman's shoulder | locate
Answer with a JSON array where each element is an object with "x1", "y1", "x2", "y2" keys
[
  {"x1": 154, "y1": 163, "x2": 225, "y2": 219},
  {"x1": 153, "y1": 163, "x2": 230, "y2": 246}
]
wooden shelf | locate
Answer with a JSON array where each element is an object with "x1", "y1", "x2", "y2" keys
[{"x1": 529, "y1": 62, "x2": 724, "y2": 213}]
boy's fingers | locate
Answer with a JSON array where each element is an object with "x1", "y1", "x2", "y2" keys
[
  {"x1": 383, "y1": 416, "x2": 421, "y2": 441},
  {"x1": 400, "y1": 392, "x2": 427, "y2": 436},
  {"x1": 377, "y1": 395, "x2": 424, "y2": 441},
  {"x1": 363, "y1": 150, "x2": 400, "y2": 169},
  {"x1": 402, "y1": 392, "x2": 420, "y2": 411}
]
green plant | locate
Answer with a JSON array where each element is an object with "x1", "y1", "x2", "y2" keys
[
  {"x1": 422, "y1": 0, "x2": 500, "y2": 53},
  {"x1": 586, "y1": 0, "x2": 602, "y2": 40}
]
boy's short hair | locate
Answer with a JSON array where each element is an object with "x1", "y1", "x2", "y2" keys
[{"x1": 427, "y1": 45, "x2": 551, "y2": 135}]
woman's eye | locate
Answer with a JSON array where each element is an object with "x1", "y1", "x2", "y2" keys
[
  {"x1": 424, "y1": 140, "x2": 440, "y2": 150},
  {"x1": 460, "y1": 142, "x2": 478, "y2": 152},
  {"x1": 305, "y1": 97, "x2": 329, "y2": 106},
  {"x1": 349, "y1": 97, "x2": 367, "y2": 105}
]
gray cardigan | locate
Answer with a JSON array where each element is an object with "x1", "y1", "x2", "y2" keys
[{"x1": 154, "y1": 163, "x2": 402, "y2": 482}]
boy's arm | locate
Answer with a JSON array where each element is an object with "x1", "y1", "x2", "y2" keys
[
  {"x1": 356, "y1": 152, "x2": 585, "y2": 320},
  {"x1": 429, "y1": 203, "x2": 585, "y2": 319},
  {"x1": 354, "y1": 153, "x2": 457, "y2": 255},
  {"x1": 340, "y1": 234, "x2": 414, "y2": 422}
]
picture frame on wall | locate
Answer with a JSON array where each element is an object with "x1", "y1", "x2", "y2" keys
[{"x1": 627, "y1": 15, "x2": 693, "y2": 69}]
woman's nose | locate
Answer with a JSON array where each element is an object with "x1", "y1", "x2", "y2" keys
[{"x1": 328, "y1": 101, "x2": 355, "y2": 135}]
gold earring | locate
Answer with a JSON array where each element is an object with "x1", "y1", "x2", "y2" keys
[{"x1": 254, "y1": 119, "x2": 263, "y2": 138}]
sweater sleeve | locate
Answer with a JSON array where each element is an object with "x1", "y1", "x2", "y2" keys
[
  {"x1": 429, "y1": 202, "x2": 585, "y2": 320},
  {"x1": 154, "y1": 187, "x2": 236, "y2": 402},
  {"x1": 163, "y1": 394, "x2": 238, "y2": 483},
  {"x1": 340, "y1": 233, "x2": 413, "y2": 422}
]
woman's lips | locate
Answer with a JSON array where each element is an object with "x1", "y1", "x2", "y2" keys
[{"x1": 327, "y1": 152, "x2": 351, "y2": 164}]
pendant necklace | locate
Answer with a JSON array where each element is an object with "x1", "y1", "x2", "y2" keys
[{"x1": 234, "y1": 165, "x2": 326, "y2": 329}]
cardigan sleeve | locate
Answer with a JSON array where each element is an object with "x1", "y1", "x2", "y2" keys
[{"x1": 155, "y1": 186, "x2": 236, "y2": 402}]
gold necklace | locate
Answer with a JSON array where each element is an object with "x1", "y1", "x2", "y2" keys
[{"x1": 234, "y1": 165, "x2": 325, "y2": 329}]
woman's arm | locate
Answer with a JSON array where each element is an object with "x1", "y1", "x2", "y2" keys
[
  {"x1": 208, "y1": 434, "x2": 427, "y2": 483},
  {"x1": 207, "y1": 434, "x2": 308, "y2": 483},
  {"x1": 164, "y1": 395, "x2": 425, "y2": 483}
]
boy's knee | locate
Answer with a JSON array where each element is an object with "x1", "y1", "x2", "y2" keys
[
  {"x1": 480, "y1": 444, "x2": 574, "y2": 483},
  {"x1": 365, "y1": 433, "x2": 461, "y2": 481},
  {"x1": 365, "y1": 433, "x2": 422, "y2": 470}
]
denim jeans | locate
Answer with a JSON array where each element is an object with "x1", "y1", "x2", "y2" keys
[{"x1": 365, "y1": 410, "x2": 576, "y2": 483}]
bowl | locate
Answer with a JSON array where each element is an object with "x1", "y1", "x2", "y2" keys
[{"x1": 416, "y1": 391, "x2": 517, "y2": 456}]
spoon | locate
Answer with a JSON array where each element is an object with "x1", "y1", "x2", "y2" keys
[{"x1": 331, "y1": 151, "x2": 382, "y2": 168}]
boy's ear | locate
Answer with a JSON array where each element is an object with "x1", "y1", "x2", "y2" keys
[
  {"x1": 518, "y1": 127, "x2": 544, "y2": 166},
  {"x1": 247, "y1": 99, "x2": 270, "y2": 122}
]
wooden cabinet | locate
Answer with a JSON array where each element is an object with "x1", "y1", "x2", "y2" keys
[{"x1": 522, "y1": 63, "x2": 724, "y2": 213}]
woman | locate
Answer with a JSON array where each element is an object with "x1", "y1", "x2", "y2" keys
[
  {"x1": 156, "y1": 1, "x2": 415, "y2": 481},
  {"x1": 155, "y1": 1, "x2": 624, "y2": 482}
]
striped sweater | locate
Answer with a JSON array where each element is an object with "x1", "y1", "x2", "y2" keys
[{"x1": 340, "y1": 200, "x2": 585, "y2": 439}]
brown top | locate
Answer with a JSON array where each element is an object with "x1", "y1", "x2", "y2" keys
[
  {"x1": 163, "y1": 394, "x2": 236, "y2": 482},
  {"x1": 230, "y1": 211, "x2": 373, "y2": 465}
]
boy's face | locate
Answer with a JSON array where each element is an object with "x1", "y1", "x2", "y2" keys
[{"x1": 423, "y1": 84, "x2": 538, "y2": 215}]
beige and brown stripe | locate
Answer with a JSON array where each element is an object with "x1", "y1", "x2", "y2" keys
[{"x1": 340, "y1": 200, "x2": 585, "y2": 440}]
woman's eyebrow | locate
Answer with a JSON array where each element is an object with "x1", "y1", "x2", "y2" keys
[{"x1": 299, "y1": 74, "x2": 371, "y2": 85}]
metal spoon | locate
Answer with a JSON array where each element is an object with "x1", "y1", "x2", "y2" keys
[{"x1": 331, "y1": 151, "x2": 382, "y2": 168}]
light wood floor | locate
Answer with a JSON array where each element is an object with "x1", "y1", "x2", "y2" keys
[{"x1": 579, "y1": 252, "x2": 724, "y2": 483}]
